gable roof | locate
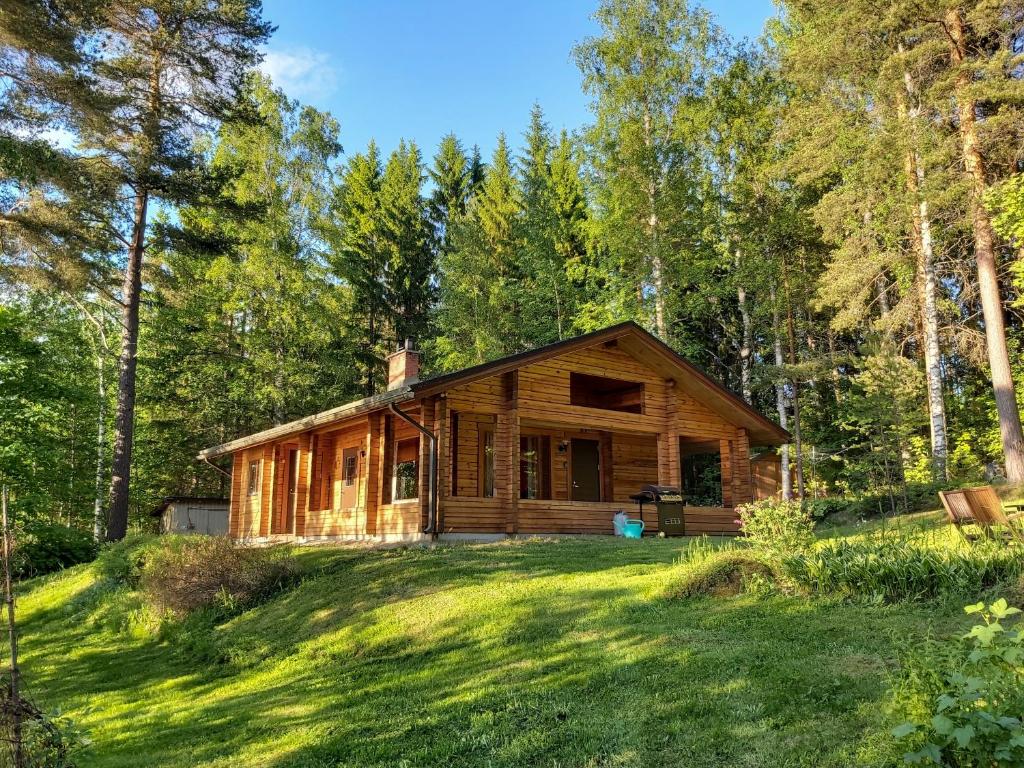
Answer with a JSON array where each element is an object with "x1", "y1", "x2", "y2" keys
[{"x1": 198, "y1": 321, "x2": 789, "y2": 460}]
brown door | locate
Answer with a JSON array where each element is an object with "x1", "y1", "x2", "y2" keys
[
  {"x1": 571, "y1": 439, "x2": 601, "y2": 501},
  {"x1": 341, "y1": 446, "x2": 359, "y2": 509},
  {"x1": 285, "y1": 448, "x2": 298, "y2": 533}
]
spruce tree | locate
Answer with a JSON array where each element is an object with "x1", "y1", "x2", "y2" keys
[
  {"x1": 326, "y1": 142, "x2": 388, "y2": 394},
  {"x1": 428, "y1": 133, "x2": 472, "y2": 258},
  {"x1": 380, "y1": 140, "x2": 433, "y2": 347}
]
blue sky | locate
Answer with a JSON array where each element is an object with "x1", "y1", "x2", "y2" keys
[{"x1": 260, "y1": 0, "x2": 777, "y2": 163}]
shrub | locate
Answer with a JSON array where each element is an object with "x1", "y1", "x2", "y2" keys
[
  {"x1": 783, "y1": 539, "x2": 1024, "y2": 603},
  {"x1": 666, "y1": 549, "x2": 778, "y2": 599},
  {"x1": 138, "y1": 536, "x2": 296, "y2": 618},
  {"x1": 12, "y1": 522, "x2": 97, "y2": 579},
  {"x1": 94, "y1": 534, "x2": 159, "y2": 588},
  {"x1": 805, "y1": 497, "x2": 852, "y2": 521},
  {"x1": 0, "y1": 682, "x2": 84, "y2": 768},
  {"x1": 891, "y1": 599, "x2": 1024, "y2": 766},
  {"x1": 735, "y1": 498, "x2": 815, "y2": 555}
]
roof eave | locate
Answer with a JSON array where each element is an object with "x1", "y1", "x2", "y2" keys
[{"x1": 196, "y1": 387, "x2": 415, "y2": 461}]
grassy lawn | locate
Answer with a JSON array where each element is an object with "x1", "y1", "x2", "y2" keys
[{"x1": 19, "y1": 530, "x2": 988, "y2": 768}]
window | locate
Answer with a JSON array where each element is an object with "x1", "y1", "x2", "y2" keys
[
  {"x1": 520, "y1": 435, "x2": 551, "y2": 500},
  {"x1": 324, "y1": 471, "x2": 334, "y2": 509},
  {"x1": 247, "y1": 460, "x2": 260, "y2": 496},
  {"x1": 393, "y1": 438, "x2": 419, "y2": 501},
  {"x1": 569, "y1": 372, "x2": 644, "y2": 414},
  {"x1": 344, "y1": 454, "x2": 358, "y2": 486},
  {"x1": 480, "y1": 426, "x2": 495, "y2": 497}
]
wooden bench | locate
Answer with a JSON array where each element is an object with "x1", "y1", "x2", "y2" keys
[{"x1": 939, "y1": 486, "x2": 1024, "y2": 544}]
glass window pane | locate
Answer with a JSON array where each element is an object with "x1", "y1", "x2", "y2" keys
[
  {"x1": 482, "y1": 428, "x2": 495, "y2": 497},
  {"x1": 395, "y1": 460, "x2": 418, "y2": 500}
]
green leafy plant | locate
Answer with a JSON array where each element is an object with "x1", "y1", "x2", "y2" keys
[
  {"x1": 892, "y1": 599, "x2": 1024, "y2": 765},
  {"x1": 12, "y1": 523, "x2": 97, "y2": 579},
  {"x1": 735, "y1": 499, "x2": 815, "y2": 555},
  {"x1": 783, "y1": 539, "x2": 1024, "y2": 603}
]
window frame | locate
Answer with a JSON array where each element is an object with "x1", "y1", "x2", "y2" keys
[
  {"x1": 247, "y1": 459, "x2": 260, "y2": 496},
  {"x1": 569, "y1": 372, "x2": 645, "y2": 414},
  {"x1": 392, "y1": 438, "x2": 419, "y2": 501},
  {"x1": 479, "y1": 424, "x2": 495, "y2": 497},
  {"x1": 519, "y1": 434, "x2": 552, "y2": 500}
]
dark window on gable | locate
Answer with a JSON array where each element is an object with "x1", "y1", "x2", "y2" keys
[{"x1": 569, "y1": 372, "x2": 644, "y2": 414}]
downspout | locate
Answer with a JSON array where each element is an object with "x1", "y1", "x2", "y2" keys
[
  {"x1": 388, "y1": 403, "x2": 438, "y2": 536},
  {"x1": 201, "y1": 456, "x2": 233, "y2": 480}
]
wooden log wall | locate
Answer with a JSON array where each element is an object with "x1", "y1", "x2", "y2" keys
[{"x1": 225, "y1": 337, "x2": 757, "y2": 540}]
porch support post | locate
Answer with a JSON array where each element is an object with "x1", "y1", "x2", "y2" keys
[
  {"x1": 367, "y1": 411, "x2": 387, "y2": 536},
  {"x1": 417, "y1": 398, "x2": 434, "y2": 533},
  {"x1": 497, "y1": 371, "x2": 520, "y2": 534},
  {"x1": 434, "y1": 396, "x2": 449, "y2": 532},
  {"x1": 720, "y1": 429, "x2": 752, "y2": 508},
  {"x1": 229, "y1": 452, "x2": 243, "y2": 538},
  {"x1": 658, "y1": 379, "x2": 681, "y2": 489},
  {"x1": 297, "y1": 433, "x2": 314, "y2": 537},
  {"x1": 260, "y1": 443, "x2": 274, "y2": 536},
  {"x1": 719, "y1": 438, "x2": 734, "y2": 508}
]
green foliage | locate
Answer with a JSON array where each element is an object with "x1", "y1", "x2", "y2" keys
[
  {"x1": 0, "y1": 684, "x2": 85, "y2": 768},
  {"x1": 0, "y1": 300, "x2": 99, "y2": 523},
  {"x1": 783, "y1": 539, "x2": 1024, "y2": 603},
  {"x1": 665, "y1": 547, "x2": 778, "y2": 599},
  {"x1": 137, "y1": 536, "x2": 296, "y2": 618},
  {"x1": 94, "y1": 534, "x2": 159, "y2": 589},
  {"x1": 736, "y1": 498, "x2": 816, "y2": 555},
  {"x1": 891, "y1": 599, "x2": 1024, "y2": 766},
  {"x1": 13, "y1": 523, "x2": 97, "y2": 579}
]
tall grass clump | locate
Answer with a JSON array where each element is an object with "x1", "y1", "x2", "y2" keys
[
  {"x1": 783, "y1": 538, "x2": 1024, "y2": 603},
  {"x1": 736, "y1": 499, "x2": 815, "y2": 556},
  {"x1": 664, "y1": 536, "x2": 780, "y2": 599}
]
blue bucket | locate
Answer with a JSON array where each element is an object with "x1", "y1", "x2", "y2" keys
[{"x1": 623, "y1": 520, "x2": 645, "y2": 539}]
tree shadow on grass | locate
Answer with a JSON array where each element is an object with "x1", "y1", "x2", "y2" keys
[{"x1": 20, "y1": 538, "x2": 964, "y2": 767}]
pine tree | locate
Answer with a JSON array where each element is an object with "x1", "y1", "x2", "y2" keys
[{"x1": 1, "y1": 0, "x2": 272, "y2": 540}]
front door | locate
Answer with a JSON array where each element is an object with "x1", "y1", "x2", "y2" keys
[
  {"x1": 571, "y1": 438, "x2": 601, "y2": 501},
  {"x1": 341, "y1": 446, "x2": 359, "y2": 509},
  {"x1": 285, "y1": 448, "x2": 298, "y2": 533}
]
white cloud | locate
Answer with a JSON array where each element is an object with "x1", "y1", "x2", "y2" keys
[{"x1": 260, "y1": 46, "x2": 339, "y2": 104}]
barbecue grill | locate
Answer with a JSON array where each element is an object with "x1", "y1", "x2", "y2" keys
[{"x1": 629, "y1": 484, "x2": 686, "y2": 536}]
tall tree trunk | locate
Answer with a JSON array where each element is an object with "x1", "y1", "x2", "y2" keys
[
  {"x1": 771, "y1": 284, "x2": 792, "y2": 500},
  {"x1": 93, "y1": 345, "x2": 105, "y2": 540},
  {"x1": 736, "y1": 249, "x2": 752, "y2": 404},
  {"x1": 782, "y1": 262, "x2": 806, "y2": 499},
  {"x1": 947, "y1": 9, "x2": 1024, "y2": 483},
  {"x1": 642, "y1": 102, "x2": 667, "y2": 340},
  {"x1": 106, "y1": 189, "x2": 148, "y2": 541},
  {"x1": 897, "y1": 52, "x2": 949, "y2": 481}
]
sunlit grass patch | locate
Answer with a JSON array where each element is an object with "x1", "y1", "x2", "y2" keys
[{"x1": 15, "y1": 534, "x2": 1013, "y2": 767}]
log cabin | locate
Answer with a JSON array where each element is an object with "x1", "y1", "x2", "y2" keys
[{"x1": 198, "y1": 322, "x2": 790, "y2": 542}]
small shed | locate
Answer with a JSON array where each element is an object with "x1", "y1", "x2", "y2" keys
[{"x1": 152, "y1": 497, "x2": 229, "y2": 535}]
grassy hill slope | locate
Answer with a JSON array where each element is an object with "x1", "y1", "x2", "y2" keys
[{"x1": 21, "y1": 534, "x2": 967, "y2": 767}]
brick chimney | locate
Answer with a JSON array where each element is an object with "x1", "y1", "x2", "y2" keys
[{"x1": 386, "y1": 339, "x2": 420, "y2": 390}]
